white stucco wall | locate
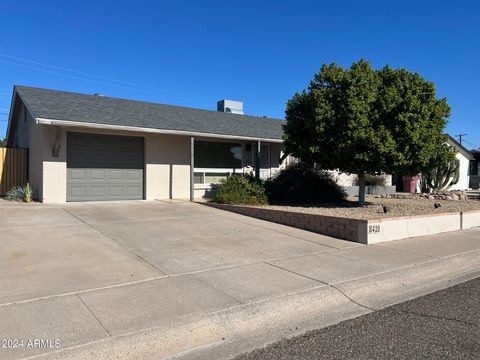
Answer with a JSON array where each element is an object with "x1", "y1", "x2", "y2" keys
[
  {"x1": 8, "y1": 94, "x2": 286, "y2": 203},
  {"x1": 42, "y1": 125, "x2": 67, "y2": 203},
  {"x1": 39, "y1": 127, "x2": 194, "y2": 203},
  {"x1": 32, "y1": 125, "x2": 282, "y2": 203},
  {"x1": 145, "y1": 134, "x2": 191, "y2": 200},
  {"x1": 329, "y1": 170, "x2": 392, "y2": 187},
  {"x1": 449, "y1": 151, "x2": 471, "y2": 190}
]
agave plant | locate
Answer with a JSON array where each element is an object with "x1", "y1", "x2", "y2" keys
[
  {"x1": 6, "y1": 186, "x2": 26, "y2": 201},
  {"x1": 6, "y1": 183, "x2": 33, "y2": 203}
]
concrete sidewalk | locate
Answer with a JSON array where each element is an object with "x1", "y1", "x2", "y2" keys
[{"x1": 0, "y1": 202, "x2": 479, "y2": 360}]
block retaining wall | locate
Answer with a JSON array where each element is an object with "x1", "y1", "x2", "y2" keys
[{"x1": 202, "y1": 203, "x2": 480, "y2": 244}]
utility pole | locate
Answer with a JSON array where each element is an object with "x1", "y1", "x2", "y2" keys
[{"x1": 456, "y1": 133, "x2": 468, "y2": 145}]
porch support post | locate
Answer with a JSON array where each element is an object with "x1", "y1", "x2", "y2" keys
[
  {"x1": 190, "y1": 136, "x2": 194, "y2": 201},
  {"x1": 255, "y1": 140, "x2": 261, "y2": 179}
]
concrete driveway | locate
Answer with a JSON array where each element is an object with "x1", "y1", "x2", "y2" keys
[{"x1": 1, "y1": 200, "x2": 480, "y2": 360}]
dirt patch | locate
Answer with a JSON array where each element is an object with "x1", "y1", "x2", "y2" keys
[{"x1": 9, "y1": 251, "x2": 27, "y2": 261}]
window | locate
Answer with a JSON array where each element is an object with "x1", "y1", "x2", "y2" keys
[
  {"x1": 471, "y1": 161, "x2": 479, "y2": 176},
  {"x1": 204, "y1": 172, "x2": 230, "y2": 184},
  {"x1": 194, "y1": 141, "x2": 243, "y2": 185},
  {"x1": 260, "y1": 144, "x2": 270, "y2": 168},
  {"x1": 194, "y1": 172, "x2": 230, "y2": 184},
  {"x1": 194, "y1": 141, "x2": 242, "y2": 168},
  {"x1": 193, "y1": 172, "x2": 204, "y2": 184}
]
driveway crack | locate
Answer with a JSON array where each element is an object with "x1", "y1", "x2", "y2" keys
[
  {"x1": 76, "y1": 294, "x2": 112, "y2": 337},
  {"x1": 264, "y1": 262, "x2": 378, "y2": 312},
  {"x1": 62, "y1": 207, "x2": 167, "y2": 276}
]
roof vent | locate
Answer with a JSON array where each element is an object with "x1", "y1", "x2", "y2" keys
[
  {"x1": 217, "y1": 100, "x2": 243, "y2": 115},
  {"x1": 93, "y1": 93, "x2": 103, "y2": 96}
]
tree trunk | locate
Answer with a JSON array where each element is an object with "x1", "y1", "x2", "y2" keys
[{"x1": 358, "y1": 172, "x2": 366, "y2": 207}]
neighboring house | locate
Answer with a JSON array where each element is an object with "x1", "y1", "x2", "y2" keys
[
  {"x1": 6, "y1": 86, "x2": 284, "y2": 203},
  {"x1": 446, "y1": 135, "x2": 475, "y2": 190},
  {"x1": 470, "y1": 150, "x2": 480, "y2": 189}
]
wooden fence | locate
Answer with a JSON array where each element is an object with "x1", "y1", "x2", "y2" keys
[{"x1": 0, "y1": 147, "x2": 28, "y2": 196}]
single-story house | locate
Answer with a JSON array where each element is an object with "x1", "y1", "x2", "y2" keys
[
  {"x1": 5, "y1": 86, "x2": 285, "y2": 203},
  {"x1": 446, "y1": 135, "x2": 475, "y2": 190},
  {"x1": 10, "y1": 86, "x2": 467, "y2": 203}
]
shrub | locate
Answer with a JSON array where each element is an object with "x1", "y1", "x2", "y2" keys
[
  {"x1": 24, "y1": 183, "x2": 33, "y2": 203},
  {"x1": 265, "y1": 164, "x2": 346, "y2": 204},
  {"x1": 353, "y1": 174, "x2": 386, "y2": 186},
  {"x1": 213, "y1": 174, "x2": 267, "y2": 205},
  {"x1": 6, "y1": 183, "x2": 33, "y2": 203}
]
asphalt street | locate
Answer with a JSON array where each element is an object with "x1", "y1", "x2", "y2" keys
[{"x1": 235, "y1": 277, "x2": 480, "y2": 360}]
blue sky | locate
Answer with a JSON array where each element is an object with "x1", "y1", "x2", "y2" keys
[{"x1": 1, "y1": 0, "x2": 479, "y2": 149}]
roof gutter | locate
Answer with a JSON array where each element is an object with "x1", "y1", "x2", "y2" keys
[{"x1": 35, "y1": 118, "x2": 284, "y2": 143}]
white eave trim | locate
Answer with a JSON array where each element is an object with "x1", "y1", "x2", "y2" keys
[{"x1": 35, "y1": 118, "x2": 284, "y2": 143}]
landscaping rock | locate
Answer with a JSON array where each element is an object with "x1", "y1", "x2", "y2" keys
[{"x1": 254, "y1": 196, "x2": 480, "y2": 220}]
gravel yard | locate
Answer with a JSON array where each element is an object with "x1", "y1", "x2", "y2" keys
[{"x1": 255, "y1": 196, "x2": 480, "y2": 220}]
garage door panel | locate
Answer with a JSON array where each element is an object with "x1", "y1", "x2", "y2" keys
[
  {"x1": 109, "y1": 169, "x2": 124, "y2": 180},
  {"x1": 108, "y1": 186, "x2": 124, "y2": 197},
  {"x1": 126, "y1": 185, "x2": 143, "y2": 197},
  {"x1": 69, "y1": 186, "x2": 88, "y2": 198},
  {"x1": 91, "y1": 169, "x2": 107, "y2": 180},
  {"x1": 90, "y1": 186, "x2": 107, "y2": 197},
  {"x1": 69, "y1": 169, "x2": 88, "y2": 180},
  {"x1": 67, "y1": 133, "x2": 144, "y2": 201},
  {"x1": 126, "y1": 169, "x2": 143, "y2": 181}
]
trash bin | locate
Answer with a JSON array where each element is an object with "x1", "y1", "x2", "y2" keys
[{"x1": 402, "y1": 176, "x2": 418, "y2": 193}]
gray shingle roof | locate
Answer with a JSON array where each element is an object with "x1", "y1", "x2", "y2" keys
[{"x1": 15, "y1": 86, "x2": 284, "y2": 140}]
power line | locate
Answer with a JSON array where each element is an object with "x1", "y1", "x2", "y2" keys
[
  {"x1": 462, "y1": 139, "x2": 480, "y2": 150},
  {"x1": 0, "y1": 54, "x2": 284, "y2": 113},
  {"x1": 0, "y1": 53, "x2": 213, "y2": 99},
  {"x1": 0, "y1": 59, "x2": 175, "y2": 97}
]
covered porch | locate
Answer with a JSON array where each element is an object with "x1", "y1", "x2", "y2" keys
[{"x1": 190, "y1": 137, "x2": 283, "y2": 200}]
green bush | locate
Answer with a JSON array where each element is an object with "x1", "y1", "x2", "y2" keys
[
  {"x1": 213, "y1": 174, "x2": 267, "y2": 205},
  {"x1": 354, "y1": 174, "x2": 386, "y2": 186},
  {"x1": 265, "y1": 164, "x2": 346, "y2": 204}
]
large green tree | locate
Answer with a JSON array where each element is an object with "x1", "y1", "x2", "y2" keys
[
  {"x1": 284, "y1": 60, "x2": 454, "y2": 206},
  {"x1": 0, "y1": 137, "x2": 6, "y2": 147}
]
